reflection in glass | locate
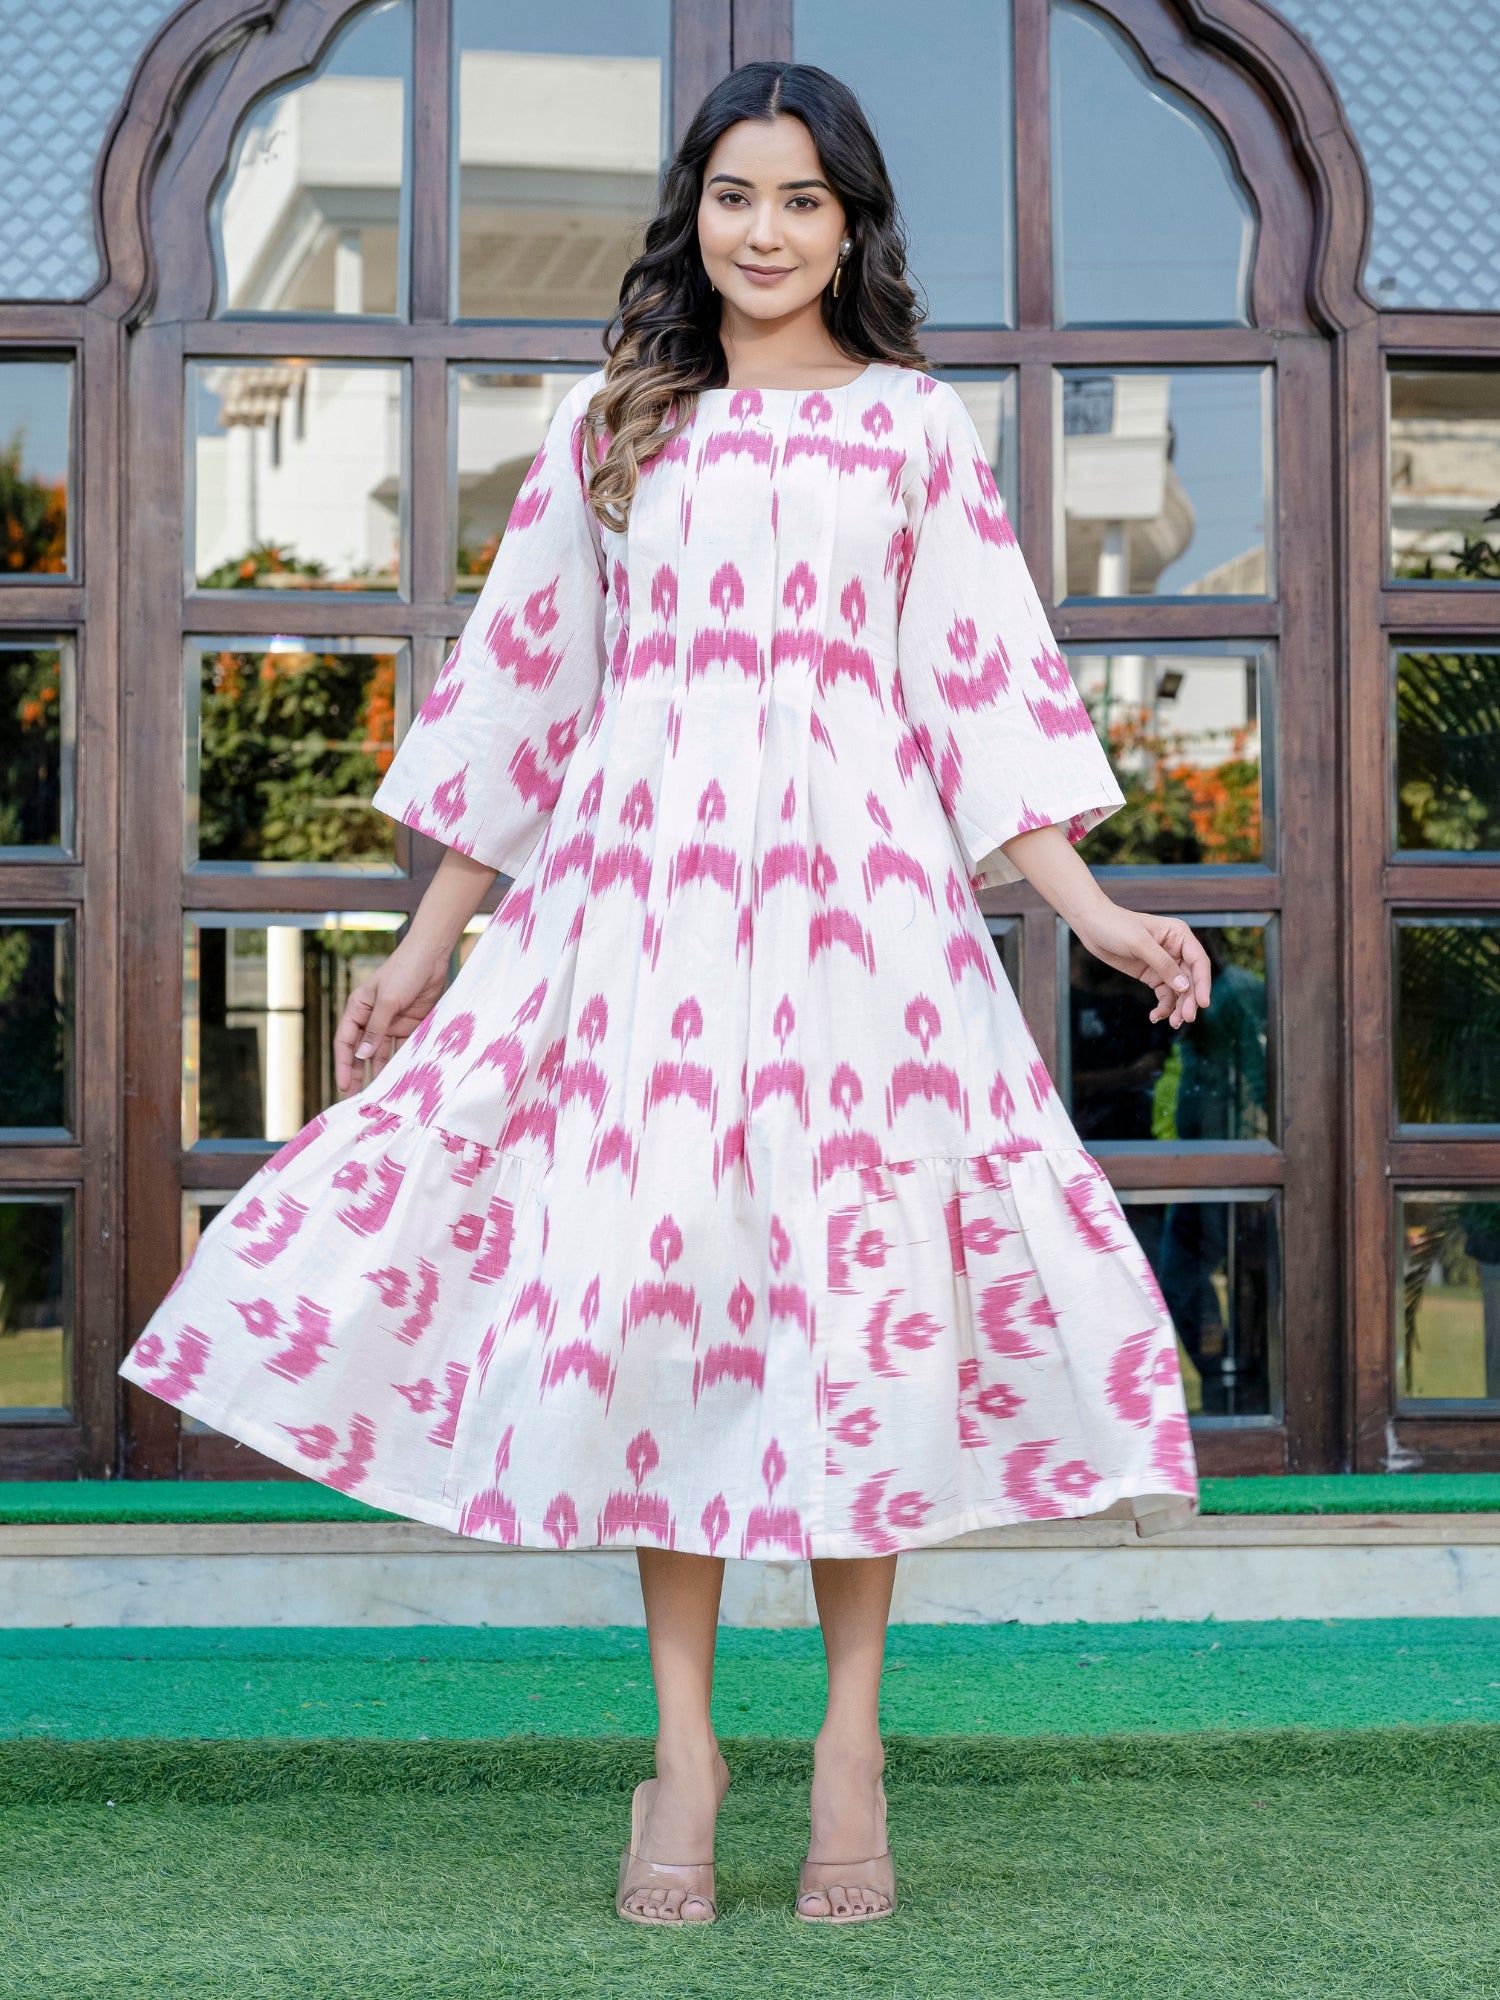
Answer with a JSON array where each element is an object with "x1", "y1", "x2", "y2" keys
[
  {"x1": 0, "y1": 915, "x2": 73, "y2": 1133},
  {"x1": 1067, "y1": 923, "x2": 1270, "y2": 1142},
  {"x1": 1051, "y1": 3, "x2": 1252, "y2": 328},
  {"x1": 1389, "y1": 369, "x2": 1500, "y2": 582},
  {"x1": 1057, "y1": 368, "x2": 1271, "y2": 599},
  {"x1": 940, "y1": 372, "x2": 1018, "y2": 517},
  {"x1": 0, "y1": 1195, "x2": 71, "y2": 1419},
  {"x1": 1068, "y1": 645, "x2": 1267, "y2": 865},
  {"x1": 0, "y1": 640, "x2": 73, "y2": 852},
  {"x1": 1399, "y1": 1192, "x2": 1500, "y2": 1404},
  {"x1": 213, "y1": 0, "x2": 411, "y2": 316},
  {"x1": 986, "y1": 915, "x2": 1022, "y2": 996},
  {"x1": 1121, "y1": 1194, "x2": 1275, "y2": 1418},
  {"x1": 191, "y1": 362, "x2": 405, "y2": 591},
  {"x1": 1394, "y1": 917, "x2": 1500, "y2": 1127},
  {"x1": 1395, "y1": 648, "x2": 1500, "y2": 855},
  {"x1": 795, "y1": 0, "x2": 1014, "y2": 325},
  {"x1": 453, "y1": 0, "x2": 670, "y2": 321},
  {"x1": 453, "y1": 370, "x2": 590, "y2": 591},
  {"x1": 187, "y1": 639, "x2": 403, "y2": 870},
  {"x1": 0, "y1": 358, "x2": 72, "y2": 576},
  {"x1": 185, "y1": 914, "x2": 403, "y2": 1145},
  {"x1": 182, "y1": 1192, "x2": 234, "y2": 1272}
]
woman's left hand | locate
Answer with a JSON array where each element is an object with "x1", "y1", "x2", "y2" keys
[{"x1": 1072, "y1": 902, "x2": 1212, "y2": 1027}]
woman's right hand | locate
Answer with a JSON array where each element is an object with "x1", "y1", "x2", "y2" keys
[{"x1": 333, "y1": 936, "x2": 453, "y2": 1095}]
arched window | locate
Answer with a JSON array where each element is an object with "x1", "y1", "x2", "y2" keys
[{"x1": 4, "y1": 0, "x2": 1495, "y2": 1482}]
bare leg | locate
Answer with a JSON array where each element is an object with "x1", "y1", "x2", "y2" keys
[
  {"x1": 623, "y1": 1547, "x2": 730, "y2": 1921},
  {"x1": 800, "y1": 1554, "x2": 898, "y2": 1918}
]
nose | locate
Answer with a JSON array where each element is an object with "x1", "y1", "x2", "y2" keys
[{"x1": 744, "y1": 200, "x2": 784, "y2": 253}]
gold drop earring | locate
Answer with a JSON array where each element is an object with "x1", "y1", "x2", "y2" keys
[{"x1": 832, "y1": 238, "x2": 852, "y2": 299}]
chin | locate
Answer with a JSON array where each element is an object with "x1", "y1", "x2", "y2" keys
[{"x1": 726, "y1": 287, "x2": 819, "y2": 321}]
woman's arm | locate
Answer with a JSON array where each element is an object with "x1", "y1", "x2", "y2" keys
[
  {"x1": 332, "y1": 847, "x2": 499, "y2": 1093},
  {"x1": 1000, "y1": 823, "x2": 1212, "y2": 1029}
]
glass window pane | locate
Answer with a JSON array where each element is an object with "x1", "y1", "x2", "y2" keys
[
  {"x1": 986, "y1": 915, "x2": 1022, "y2": 996},
  {"x1": 0, "y1": 1195, "x2": 72, "y2": 1420},
  {"x1": 1050, "y1": 0, "x2": 1252, "y2": 327},
  {"x1": 1395, "y1": 647, "x2": 1500, "y2": 856},
  {"x1": 1067, "y1": 645, "x2": 1269, "y2": 865},
  {"x1": 1394, "y1": 916, "x2": 1500, "y2": 1128},
  {"x1": 182, "y1": 1190, "x2": 232, "y2": 1264},
  {"x1": 938, "y1": 371, "x2": 1018, "y2": 516},
  {"x1": 0, "y1": 640, "x2": 74, "y2": 853},
  {"x1": 454, "y1": 369, "x2": 591, "y2": 593},
  {"x1": 1120, "y1": 1193, "x2": 1277, "y2": 1419},
  {"x1": 0, "y1": 358, "x2": 72, "y2": 577},
  {"x1": 187, "y1": 639, "x2": 404, "y2": 871},
  {"x1": 0, "y1": 915, "x2": 73, "y2": 1135},
  {"x1": 1389, "y1": 369, "x2": 1500, "y2": 583},
  {"x1": 184, "y1": 914, "x2": 404, "y2": 1146},
  {"x1": 213, "y1": 0, "x2": 411, "y2": 316},
  {"x1": 1056, "y1": 367, "x2": 1272, "y2": 599},
  {"x1": 1066, "y1": 921, "x2": 1271, "y2": 1142},
  {"x1": 191, "y1": 362, "x2": 405, "y2": 593},
  {"x1": 794, "y1": 0, "x2": 1014, "y2": 326},
  {"x1": 453, "y1": 1, "x2": 671, "y2": 321},
  {"x1": 1398, "y1": 1192, "x2": 1500, "y2": 1405}
]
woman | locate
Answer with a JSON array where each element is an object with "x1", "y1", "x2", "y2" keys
[{"x1": 121, "y1": 62, "x2": 1207, "y2": 1927}]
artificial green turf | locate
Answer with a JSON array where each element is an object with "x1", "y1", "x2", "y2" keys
[
  {"x1": 6, "y1": 1471, "x2": 1500, "y2": 1521},
  {"x1": 3, "y1": 1733, "x2": 1498, "y2": 1998},
  {"x1": 4, "y1": 1620, "x2": 1500, "y2": 1743}
]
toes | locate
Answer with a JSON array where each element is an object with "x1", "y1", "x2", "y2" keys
[
  {"x1": 798, "y1": 1890, "x2": 831, "y2": 1918},
  {"x1": 680, "y1": 1895, "x2": 714, "y2": 1922}
]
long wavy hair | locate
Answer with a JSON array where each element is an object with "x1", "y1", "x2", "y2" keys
[{"x1": 584, "y1": 62, "x2": 926, "y2": 531}]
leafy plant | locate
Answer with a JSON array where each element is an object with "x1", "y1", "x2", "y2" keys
[
  {"x1": 1079, "y1": 701, "x2": 1261, "y2": 866},
  {"x1": 1396, "y1": 648, "x2": 1500, "y2": 852},
  {"x1": 0, "y1": 647, "x2": 62, "y2": 845},
  {"x1": 198, "y1": 647, "x2": 396, "y2": 865},
  {"x1": 0, "y1": 433, "x2": 66, "y2": 573},
  {"x1": 1393, "y1": 499, "x2": 1500, "y2": 582},
  {"x1": 197, "y1": 541, "x2": 328, "y2": 590}
]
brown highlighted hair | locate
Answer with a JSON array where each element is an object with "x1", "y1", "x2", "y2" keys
[{"x1": 585, "y1": 62, "x2": 926, "y2": 531}]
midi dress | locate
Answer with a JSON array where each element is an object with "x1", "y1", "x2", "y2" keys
[{"x1": 120, "y1": 361, "x2": 1200, "y2": 1558}]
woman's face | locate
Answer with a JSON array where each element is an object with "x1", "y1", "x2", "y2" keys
[{"x1": 697, "y1": 114, "x2": 848, "y2": 323}]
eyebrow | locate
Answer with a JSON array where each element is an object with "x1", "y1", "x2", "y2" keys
[{"x1": 707, "y1": 172, "x2": 831, "y2": 192}]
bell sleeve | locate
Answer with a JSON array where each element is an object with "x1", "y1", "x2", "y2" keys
[
  {"x1": 371, "y1": 372, "x2": 607, "y2": 878},
  {"x1": 895, "y1": 378, "x2": 1125, "y2": 889}
]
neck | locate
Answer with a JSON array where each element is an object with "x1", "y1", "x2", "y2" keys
[{"x1": 718, "y1": 298, "x2": 855, "y2": 389}]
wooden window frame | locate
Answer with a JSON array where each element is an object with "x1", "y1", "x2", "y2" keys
[{"x1": 2, "y1": 0, "x2": 1497, "y2": 1480}]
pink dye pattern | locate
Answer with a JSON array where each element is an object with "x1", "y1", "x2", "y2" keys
[{"x1": 120, "y1": 365, "x2": 1194, "y2": 1557}]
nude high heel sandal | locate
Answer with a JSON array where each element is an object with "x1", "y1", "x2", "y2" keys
[
  {"x1": 795, "y1": 1778, "x2": 897, "y2": 1924},
  {"x1": 615, "y1": 1761, "x2": 731, "y2": 1925}
]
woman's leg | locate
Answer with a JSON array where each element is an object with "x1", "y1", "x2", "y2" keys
[
  {"x1": 800, "y1": 1554, "x2": 898, "y2": 1918},
  {"x1": 625, "y1": 1547, "x2": 730, "y2": 1919}
]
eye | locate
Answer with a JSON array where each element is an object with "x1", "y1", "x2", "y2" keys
[
  {"x1": 787, "y1": 195, "x2": 819, "y2": 211},
  {"x1": 715, "y1": 190, "x2": 748, "y2": 207}
]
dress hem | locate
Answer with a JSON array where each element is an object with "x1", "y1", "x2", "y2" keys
[{"x1": 117, "y1": 1358, "x2": 1198, "y2": 1561}]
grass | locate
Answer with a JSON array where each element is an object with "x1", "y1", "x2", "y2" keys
[
  {"x1": 3, "y1": 1730, "x2": 1499, "y2": 1999},
  {"x1": 8, "y1": 1471, "x2": 1500, "y2": 1520},
  {"x1": 5, "y1": 1619, "x2": 1500, "y2": 1742}
]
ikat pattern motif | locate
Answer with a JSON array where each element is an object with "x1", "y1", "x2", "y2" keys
[{"x1": 121, "y1": 364, "x2": 1198, "y2": 1556}]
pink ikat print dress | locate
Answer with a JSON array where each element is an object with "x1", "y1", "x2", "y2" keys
[{"x1": 121, "y1": 363, "x2": 1199, "y2": 1557}]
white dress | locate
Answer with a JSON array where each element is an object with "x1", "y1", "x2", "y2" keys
[{"x1": 121, "y1": 362, "x2": 1199, "y2": 1557}]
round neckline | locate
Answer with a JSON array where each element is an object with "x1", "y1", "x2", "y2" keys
[{"x1": 700, "y1": 362, "x2": 878, "y2": 397}]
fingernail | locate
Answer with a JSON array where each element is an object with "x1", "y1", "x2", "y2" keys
[
  {"x1": 1173, "y1": 976, "x2": 1189, "y2": 990},
  {"x1": 355, "y1": 1042, "x2": 373, "y2": 1059}
]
